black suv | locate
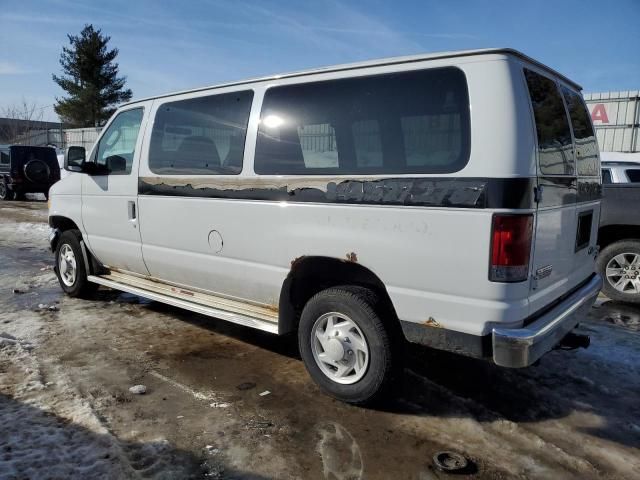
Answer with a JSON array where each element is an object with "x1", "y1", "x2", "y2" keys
[{"x1": 0, "y1": 145, "x2": 60, "y2": 200}]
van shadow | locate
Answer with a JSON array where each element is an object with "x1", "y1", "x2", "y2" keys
[
  {"x1": 114, "y1": 293, "x2": 640, "y2": 451},
  {"x1": 0, "y1": 393, "x2": 270, "y2": 479}
]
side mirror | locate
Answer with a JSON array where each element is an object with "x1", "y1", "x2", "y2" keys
[{"x1": 64, "y1": 146, "x2": 86, "y2": 172}]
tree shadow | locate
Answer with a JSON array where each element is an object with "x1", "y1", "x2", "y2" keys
[{"x1": 0, "y1": 393, "x2": 271, "y2": 479}]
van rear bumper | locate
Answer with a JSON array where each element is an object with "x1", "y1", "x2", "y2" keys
[{"x1": 492, "y1": 274, "x2": 602, "y2": 368}]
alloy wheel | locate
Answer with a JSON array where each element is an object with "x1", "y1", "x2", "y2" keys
[{"x1": 606, "y1": 253, "x2": 640, "y2": 294}]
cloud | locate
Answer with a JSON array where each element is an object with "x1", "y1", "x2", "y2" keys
[
  {"x1": 0, "y1": 12, "x2": 79, "y2": 25},
  {"x1": 228, "y1": 0, "x2": 424, "y2": 60},
  {"x1": 0, "y1": 61, "x2": 30, "y2": 75}
]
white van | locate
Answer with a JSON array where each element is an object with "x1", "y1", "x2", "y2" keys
[{"x1": 49, "y1": 49, "x2": 603, "y2": 404}]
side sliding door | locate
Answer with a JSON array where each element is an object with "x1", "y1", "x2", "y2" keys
[{"x1": 137, "y1": 89, "x2": 273, "y2": 301}]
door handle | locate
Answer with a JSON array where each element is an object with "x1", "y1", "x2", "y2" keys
[
  {"x1": 534, "y1": 185, "x2": 544, "y2": 203},
  {"x1": 127, "y1": 201, "x2": 137, "y2": 221}
]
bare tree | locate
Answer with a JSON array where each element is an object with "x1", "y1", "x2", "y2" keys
[{"x1": 0, "y1": 98, "x2": 46, "y2": 144}]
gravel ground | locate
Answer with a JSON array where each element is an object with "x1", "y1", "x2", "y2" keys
[{"x1": 0, "y1": 199, "x2": 639, "y2": 479}]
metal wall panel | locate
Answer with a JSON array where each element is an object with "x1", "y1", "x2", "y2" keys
[{"x1": 584, "y1": 91, "x2": 639, "y2": 152}]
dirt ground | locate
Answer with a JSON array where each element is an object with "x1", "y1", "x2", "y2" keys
[{"x1": 1, "y1": 199, "x2": 639, "y2": 479}]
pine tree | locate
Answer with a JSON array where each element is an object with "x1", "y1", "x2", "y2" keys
[{"x1": 53, "y1": 24, "x2": 132, "y2": 127}]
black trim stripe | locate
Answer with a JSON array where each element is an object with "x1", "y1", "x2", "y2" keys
[
  {"x1": 139, "y1": 176, "x2": 602, "y2": 208},
  {"x1": 400, "y1": 320, "x2": 492, "y2": 359},
  {"x1": 538, "y1": 176, "x2": 576, "y2": 207},
  {"x1": 577, "y1": 178, "x2": 603, "y2": 203},
  {"x1": 139, "y1": 176, "x2": 537, "y2": 209}
]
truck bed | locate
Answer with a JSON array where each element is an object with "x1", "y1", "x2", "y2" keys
[{"x1": 600, "y1": 184, "x2": 640, "y2": 228}]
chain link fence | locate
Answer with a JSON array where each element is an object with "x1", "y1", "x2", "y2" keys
[
  {"x1": 62, "y1": 127, "x2": 102, "y2": 151},
  {"x1": 5, "y1": 127, "x2": 102, "y2": 152}
]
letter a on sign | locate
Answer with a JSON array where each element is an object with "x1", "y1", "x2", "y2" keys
[{"x1": 591, "y1": 104, "x2": 609, "y2": 124}]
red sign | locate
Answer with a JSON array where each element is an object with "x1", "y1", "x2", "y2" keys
[{"x1": 591, "y1": 104, "x2": 609, "y2": 124}]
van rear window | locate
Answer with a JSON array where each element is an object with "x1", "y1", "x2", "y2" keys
[
  {"x1": 561, "y1": 86, "x2": 599, "y2": 177},
  {"x1": 254, "y1": 67, "x2": 470, "y2": 175},
  {"x1": 524, "y1": 69, "x2": 574, "y2": 176}
]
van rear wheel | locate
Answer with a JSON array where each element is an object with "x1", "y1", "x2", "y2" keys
[
  {"x1": 298, "y1": 286, "x2": 395, "y2": 405},
  {"x1": 597, "y1": 239, "x2": 640, "y2": 304}
]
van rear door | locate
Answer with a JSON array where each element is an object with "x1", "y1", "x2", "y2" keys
[
  {"x1": 524, "y1": 69, "x2": 600, "y2": 314},
  {"x1": 562, "y1": 85, "x2": 601, "y2": 292}
]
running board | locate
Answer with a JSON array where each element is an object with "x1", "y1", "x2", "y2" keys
[{"x1": 87, "y1": 272, "x2": 279, "y2": 334}]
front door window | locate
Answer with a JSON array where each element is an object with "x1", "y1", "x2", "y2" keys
[{"x1": 94, "y1": 108, "x2": 144, "y2": 175}]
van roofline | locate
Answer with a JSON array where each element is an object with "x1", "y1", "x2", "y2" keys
[{"x1": 121, "y1": 48, "x2": 581, "y2": 107}]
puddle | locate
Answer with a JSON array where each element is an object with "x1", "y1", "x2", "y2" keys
[{"x1": 591, "y1": 300, "x2": 640, "y2": 332}]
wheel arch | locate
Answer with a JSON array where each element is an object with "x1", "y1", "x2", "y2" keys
[
  {"x1": 48, "y1": 216, "x2": 81, "y2": 251},
  {"x1": 49, "y1": 215, "x2": 81, "y2": 233},
  {"x1": 278, "y1": 255, "x2": 399, "y2": 336},
  {"x1": 598, "y1": 224, "x2": 640, "y2": 249}
]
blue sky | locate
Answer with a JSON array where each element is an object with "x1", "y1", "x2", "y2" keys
[{"x1": 0, "y1": 0, "x2": 638, "y2": 121}]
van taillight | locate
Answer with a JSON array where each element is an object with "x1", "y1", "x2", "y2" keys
[{"x1": 489, "y1": 214, "x2": 533, "y2": 282}]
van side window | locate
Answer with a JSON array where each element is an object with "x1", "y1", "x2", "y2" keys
[
  {"x1": 94, "y1": 108, "x2": 143, "y2": 175},
  {"x1": 524, "y1": 69, "x2": 574, "y2": 176},
  {"x1": 353, "y1": 120, "x2": 383, "y2": 167},
  {"x1": 254, "y1": 68, "x2": 470, "y2": 175},
  {"x1": 149, "y1": 91, "x2": 253, "y2": 175},
  {"x1": 0, "y1": 150, "x2": 9, "y2": 164},
  {"x1": 561, "y1": 87, "x2": 599, "y2": 177},
  {"x1": 298, "y1": 123, "x2": 338, "y2": 168},
  {"x1": 601, "y1": 169, "x2": 612, "y2": 184}
]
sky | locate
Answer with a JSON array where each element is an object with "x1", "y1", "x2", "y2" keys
[{"x1": 0, "y1": 0, "x2": 638, "y2": 122}]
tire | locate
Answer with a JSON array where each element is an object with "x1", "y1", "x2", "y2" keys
[
  {"x1": 23, "y1": 159, "x2": 50, "y2": 183},
  {"x1": 54, "y1": 230, "x2": 97, "y2": 298},
  {"x1": 0, "y1": 180, "x2": 14, "y2": 201},
  {"x1": 298, "y1": 286, "x2": 396, "y2": 405},
  {"x1": 597, "y1": 239, "x2": 640, "y2": 304}
]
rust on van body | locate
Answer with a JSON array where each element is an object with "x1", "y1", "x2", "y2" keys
[
  {"x1": 265, "y1": 303, "x2": 279, "y2": 314},
  {"x1": 290, "y1": 256, "x2": 305, "y2": 269},
  {"x1": 345, "y1": 252, "x2": 358, "y2": 263},
  {"x1": 422, "y1": 317, "x2": 442, "y2": 328}
]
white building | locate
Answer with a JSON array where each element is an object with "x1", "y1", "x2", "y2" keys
[{"x1": 584, "y1": 90, "x2": 640, "y2": 162}]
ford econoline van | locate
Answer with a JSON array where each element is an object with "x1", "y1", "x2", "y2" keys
[{"x1": 48, "y1": 49, "x2": 603, "y2": 404}]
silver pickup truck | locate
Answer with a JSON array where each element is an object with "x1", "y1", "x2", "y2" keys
[{"x1": 597, "y1": 168, "x2": 640, "y2": 303}]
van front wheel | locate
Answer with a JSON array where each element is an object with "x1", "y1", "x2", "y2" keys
[
  {"x1": 298, "y1": 286, "x2": 395, "y2": 405},
  {"x1": 54, "y1": 230, "x2": 97, "y2": 298}
]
